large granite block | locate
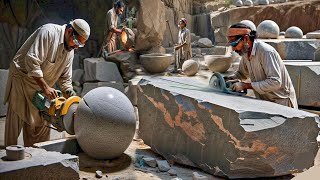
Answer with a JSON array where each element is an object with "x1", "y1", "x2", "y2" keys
[
  {"x1": 34, "y1": 137, "x2": 82, "y2": 155},
  {"x1": 261, "y1": 39, "x2": 320, "y2": 60},
  {"x1": 285, "y1": 61, "x2": 320, "y2": 108},
  {"x1": 137, "y1": 76, "x2": 319, "y2": 178},
  {"x1": 0, "y1": 147, "x2": 79, "y2": 179},
  {"x1": 84, "y1": 58, "x2": 123, "y2": 83},
  {"x1": 0, "y1": 69, "x2": 8, "y2": 117},
  {"x1": 81, "y1": 82, "x2": 124, "y2": 97}
]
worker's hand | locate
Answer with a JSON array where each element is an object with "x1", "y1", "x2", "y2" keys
[
  {"x1": 65, "y1": 89, "x2": 77, "y2": 98},
  {"x1": 44, "y1": 87, "x2": 58, "y2": 100},
  {"x1": 230, "y1": 82, "x2": 246, "y2": 92}
]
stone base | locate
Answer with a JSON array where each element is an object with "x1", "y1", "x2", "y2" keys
[
  {"x1": 0, "y1": 147, "x2": 79, "y2": 179},
  {"x1": 261, "y1": 39, "x2": 320, "y2": 60},
  {"x1": 137, "y1": 76, "x2": 319, "y2": 178},
  {"x1": 284, "y1": 61, "x2": 320, "y2": 108}
]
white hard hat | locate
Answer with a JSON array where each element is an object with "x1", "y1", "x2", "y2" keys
[{"x1": 70, "y1": 19, "x2": 90, "y2": 39}]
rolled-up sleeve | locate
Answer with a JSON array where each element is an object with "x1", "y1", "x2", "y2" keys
[
  {"x1": 251, "y1": 50, "x2": 282, "y2": 94},
  {"x1": 234, "y1": 58, "x2": 249, "y2": 81},
  {"x1": 25, "y1": 28, "x2": 51, "y2": 78},
  {"x1": 58, "y1": 53, "x2": 74, "y2": 92}
]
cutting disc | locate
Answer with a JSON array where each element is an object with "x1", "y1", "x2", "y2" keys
[
  {"x1": 209, "y1": 72, "x2": 225, "y2": 91},
  {"x1": 63, "y1": 103, "x2": 78, "y2": 135}
]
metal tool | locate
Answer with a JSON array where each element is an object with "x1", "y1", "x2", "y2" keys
[
  {"x1": 209, "y1": 72, "x2": 247, "y2": 96},
  {"x1": 32, "y1": 90, "x2": 81, "y2": 135}
]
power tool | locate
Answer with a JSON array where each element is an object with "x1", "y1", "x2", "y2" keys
[
  {"x1": 209, "y1": 72, "x2": 247, "y2": 96},
  {"x1": 32, "y1": 90, "x2": 80, "y2": 135}
]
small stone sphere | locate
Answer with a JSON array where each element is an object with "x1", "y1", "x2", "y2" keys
[
  {"x1": 240, "y1": 20, "x2": 256, "y2": 31},
  {"x1": 182, "y1": 59, "x2": 199, "y2": 76},
  {"x1": 257, "y1": 20, "x2": 280, "y2": 39},
  {"x1": 74, "y1": 87, "x2": 136, "y2": 159},
  {"x1": 285, "y1": 26, "x2": 303, "y2": 38}
]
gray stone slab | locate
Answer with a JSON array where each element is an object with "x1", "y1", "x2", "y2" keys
[
  {"x1": 137, "y1": 76, "x2": 319, "y2": 178},
  {"x1": 285, "y1": 61, "x2": 320, "y2": 108},
  {"x1": 261, "y1": 39, "x2": 320, "y2": 60},
  {"x1": 0, "y1": 147, "x2": 79, "y2": 179},
  {"x1": 84, "y1": 58, "x2": 123, "y2": 83},
  {"x1": 72, "y1": 69, "x2": 84, "y2": 85},
  {"x1": 81, "y1": 82, "x2": 124, "y2": 97},
  {"x1": 34, "y1": 137, "x2": 82, "y2": 155},
  {"x1": 0, "y1": 69, "x2": 8, "y2": 117}
]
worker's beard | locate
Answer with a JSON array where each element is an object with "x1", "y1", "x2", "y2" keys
[
  {"x1": 235, "y1": 43, "x2": 250, "y2": 56},
  {"x1": 64, "y1": 35, "x2": 76, "y2": 52}
]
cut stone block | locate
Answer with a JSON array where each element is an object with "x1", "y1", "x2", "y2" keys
[
  {"x1": 0, "y1": 69, "x2": 8, "y2": 117},
  {"x1": 306, "y1": 31, "x2": 320, "y2": 39},
  {"x1": 137, "y1": 76, "x2": 319, "y2": 178},
  {"x1": 262, "y1": 39, "x2": 320, "y2": 60},
  {"x1": 72, "y1": 69, "x2": 84, "y2": 85},
  {"x1": 125, "y1": 77, "x2": 142, "y2": 106},
  {"x1": 84, "y1": 58, "x2": 123, "y2": 83},
  {"x1": 284, "y1": 61, "x2": 320, "y2": 108},
  {"x1": 81, "y1": 82, "x2": 124, "y2": 97},
  {"x1": 0, "y1": 147, "x2": 79, "y2": 179},
  {"x1": 34, "y1": 137, "x2": 82, "y2": 155}
]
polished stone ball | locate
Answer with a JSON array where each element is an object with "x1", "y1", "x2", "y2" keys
[
  {"x1": 182, "y1": 59, "x2": 199, "y2": 76},
  {"x1": 285, "y1": 26, "x2": 303, "y2": 38},
  {"x1": 257, "y1": 20, "x2": 280, "y2": 39},
  {"x1": 74, "y1": 87, "x2": 136, "y2": 159}
]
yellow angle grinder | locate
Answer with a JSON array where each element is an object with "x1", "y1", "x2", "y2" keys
[{"x1": 32, "y1": 90, "x2": 80, "y2": 135}]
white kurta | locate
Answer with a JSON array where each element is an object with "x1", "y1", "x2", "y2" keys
[
  {"x1": 175, "y1": 27, "x2": 192, "y2": 69},
  {"x1": 234, "y1": 40, "x2": 298, "y2": 108},
  {"x1": 4, "y1": 23, "x2": 74, "y2": 146}
]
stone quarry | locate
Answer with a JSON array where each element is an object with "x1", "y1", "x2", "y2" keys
[{"x1": 1, "y1": 0, "x2": 320, "y2": 179}]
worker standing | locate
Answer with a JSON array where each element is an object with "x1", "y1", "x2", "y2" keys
[
  {"x1": 103, "y1": 0, "x2": 125, "y2": 53},
  {"x1": 224, "y1": 23, "x2": 298, "y2": 108},
  {"x1": 172, "y1": 18, "x2": 192, "y2": 73},
  {"x1": 4, "y1": 19, "x2": 90, "y2": 146}
]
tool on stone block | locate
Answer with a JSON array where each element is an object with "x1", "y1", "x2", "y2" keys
[
  {"x1": 209, "y1": 72, "x2": 247, "y2": 96},
  {"x1": 32, "y1": 90, "x2": 80, "y2": 135}
]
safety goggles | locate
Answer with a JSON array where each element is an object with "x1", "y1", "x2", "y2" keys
[
  {"x1": 73, "y1": 31, "x2": 85, "y2": 48},
  {"x1": 229, "y1": 36, "x2": 243, "y2": 47}
]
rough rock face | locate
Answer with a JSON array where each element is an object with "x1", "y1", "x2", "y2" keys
[
  {"x1": 0, "y1": 69, "x2": 8, "y2": 117},
  {"x1": 285, "y1": 26, "x2": 303, "y2": 38},
  {"x1": 137, "y1": 76, "x2": 319, "y2": 178},
  {"x1": 182, "y1": 59, "x2": 199, "y2": 76},
  {"x1": 0, "y1": 148, "x2": 79, "y2": 179},
  {"x1": 285, "y1": 61, "x2": 320, "y2": 108},
  {"x1": 211, "y1": 1, "x2": 320, "y2": 44},
  {"x1": 257, "y1": 20, "x2": 280, "y2": 39},
  {"x1": 262, "y1": 39, "x2": 320, "y2": 60},
  {"x1": 75, "y1": 87, "x2": 136, "y2": 159},
  {"x1": 135, "y1": 0, "x2": 166, "y2": 51}
]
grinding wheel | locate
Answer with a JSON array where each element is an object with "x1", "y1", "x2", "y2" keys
[{"x1": 63, "y1": 103, "x2": 78, "y2": 135}]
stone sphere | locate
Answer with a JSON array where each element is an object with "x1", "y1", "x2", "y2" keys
[
  {"x1": 258, "y1": 0, "x2": 270, "y2": 5},
  {"x1": 244, "y1": 0, "x2": 253, "y2": 6},
  {"x1": 240, "y1": 20, "x2": 256, "y2": 31},
  {"x1": 257, "y1": 20, "x2": 280, "y2": 39},
  {"x1": 75, "y1": 87, "x2": 136, "y2": 159},
  {"x1": 279, "y1": 31, "x2": 285, "y2": 36},
  {"x1": 204, "y1": 55, "x2": 233, "y2": 73},
  {"x1": 235, "y1": 0, "x2": 243, "y2": 7},
  {"x1": 285, "y1": 26, "x2": 303, "y2": 38},
  {"x1": 182, "y1": 59, "x2": 199, "y2": 76},
  {"x1": 140, "y1": 53, "x2": 172, "y2": 73}
]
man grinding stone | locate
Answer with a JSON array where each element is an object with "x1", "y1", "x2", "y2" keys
[
  {"x1": 4, "y1": 19, "x2": 90, "y2": 146},
  {"x1": 225, "y1": 23, "x2": 298, "y2": 108}
]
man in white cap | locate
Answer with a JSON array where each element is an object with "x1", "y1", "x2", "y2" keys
[
  {"x1": 172, "y1": 18, "x2": 192, "y2": 73},
  {"x1": 3, "y1": 19, "x2": 90, "y2": 146},
  {"x1": 103, "y1": 0, "x2": 125, "y2": 53}
]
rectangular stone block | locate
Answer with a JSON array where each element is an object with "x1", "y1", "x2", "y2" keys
[
  {"x1": 285, "y1": 61, "x2": 320, "y2": 108},
  {"x1": 262, "y1": 39, "x2": 320, "y2": 60},
  {"x1": 81, "y1": 82, "x2": 124, "y2": 97},
  {"x1": 0, "y1": 69, "x2": 8, "y2": 117},
  {"x1": 0, "y1": 147, "x2": 79, "y2": 179},
  {"x1": 34, "y1": 137, "x2": 82, "y2": 155},
  {"x1": 137, "y1": 76, "x2": 319, "y2": 178},
  {"x1": 84, "y1": 58, "x2": 123, "y2": 83}
]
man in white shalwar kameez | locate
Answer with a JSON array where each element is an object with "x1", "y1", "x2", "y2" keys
[{"x1": 4, "y1": 19, "x2": 90, "y2": 146}]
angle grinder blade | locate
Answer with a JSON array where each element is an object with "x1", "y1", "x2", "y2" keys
[
  {"x1": 209, "y1": 75, "x2": 223, "y2": 90},
  {"x1": 63, "y1": 103, "x2": 78, "y2": 135}
]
